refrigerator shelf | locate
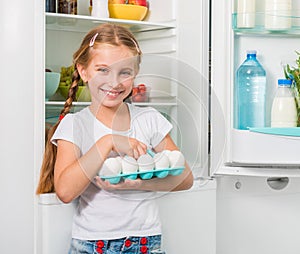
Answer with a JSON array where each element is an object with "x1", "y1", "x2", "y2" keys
[
  {"x1": 45, "y1": 12, "x2": 175, "y2": 33},
  {"x1": 250, "y1": 127, "x2": 300, "y2": 137},
  {"x1": 232, "y1": 13, "x2": 300, "y2": 35},
  {"x1": 231, "y1": 129, "x2": 300, "y2": 165},
  {"x1": 215, "y1": 165, "x2": 300, "y2": 178},
  {"x1": 45, "y1": 100, "x2": 178, "y2": 107}
]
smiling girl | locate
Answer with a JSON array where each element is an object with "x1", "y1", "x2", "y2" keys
[{"x1": 37, "y1": 23, "x2": 193, "y2": 254}]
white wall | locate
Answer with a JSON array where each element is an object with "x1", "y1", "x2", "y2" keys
[
  {"x1": 0, "y1": 0, "x2": 43, "y2": 253},
  {"x1": 217, "y1": 176, "x2": 300, "y2": 254}
]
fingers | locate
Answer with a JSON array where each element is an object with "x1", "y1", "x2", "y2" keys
[
  {"x1": 94, "y1": 176, "x2": 142, "y2": 191},
  {"x1": 132, "y1": 141, "x2": 147, "y2": 159},
  {"x1": 111, "y1": 135, "x2": 147, "y2": 159}
]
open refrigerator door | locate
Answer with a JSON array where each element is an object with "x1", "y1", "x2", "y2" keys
[{"x1": 211, "y1": 0, "x2": 300, "y2": 177}]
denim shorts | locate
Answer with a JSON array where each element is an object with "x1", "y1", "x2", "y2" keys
[{"x1": 68, "y1": 235, "x2": 165, "y2": 254}]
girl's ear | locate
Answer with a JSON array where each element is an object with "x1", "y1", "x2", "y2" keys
[{"x1": 77, "y1": 64, "x2": 88, "y2": 82}]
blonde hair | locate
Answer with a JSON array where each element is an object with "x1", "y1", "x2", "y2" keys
[{"x1": 36, "y1": 23, "x2": 142, "y2": 194}]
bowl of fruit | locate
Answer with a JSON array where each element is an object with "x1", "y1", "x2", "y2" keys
[
  {"x1": 108, "y1": 0, "x2": 148, "y2": 21},
  {"x1": 58, "y1": 65, "x2": 91, "y2": 102}
]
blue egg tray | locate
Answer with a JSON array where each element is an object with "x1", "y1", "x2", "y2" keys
[{"x1": 100, "y1": 167, "x2": 184, "y2": 184}]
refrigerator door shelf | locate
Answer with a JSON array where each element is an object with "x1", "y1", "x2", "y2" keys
[
  {"x1": 249, "y1": 127, "x2": 300, "y2": 137},
  {"x1": 231, "y1": 129, "x2": 300, "y2": 165}
]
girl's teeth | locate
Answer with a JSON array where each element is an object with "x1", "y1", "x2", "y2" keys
[{"x1": 107, "y1": 91, "x2": 118, "y2": 95}]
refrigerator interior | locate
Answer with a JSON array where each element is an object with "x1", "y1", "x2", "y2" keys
[
  {"x1": 45, "y1": 0, "x2": 209, "y2": 178},
  {"x1": 211, "y1": 0, "x2": 300, "y2": 176}
]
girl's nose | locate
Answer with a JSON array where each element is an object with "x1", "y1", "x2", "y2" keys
[{"x1": 108, "y1": 73, "x2": 120, "y2": 88}]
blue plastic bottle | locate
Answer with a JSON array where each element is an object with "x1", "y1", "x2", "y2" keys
[{"x1": 234, "y1": 50, "x2": 267, "y2": 130}]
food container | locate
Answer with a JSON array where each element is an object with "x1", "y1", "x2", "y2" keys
[
  {"x1": 58, "y1": 0, "x2": 77, "y2": 14},
  {"x1": 99, "y1": 149, "x2": 185, "y2": 184},
  {"x1": 108, "y1": 4, "x2": 148, "y2": 20},
  {"x1": 131, "y1": 84, "x2": 150, "y2": 102},
  {"x1": 46, "y1": 0, "x2": 56, "y2": 13}
]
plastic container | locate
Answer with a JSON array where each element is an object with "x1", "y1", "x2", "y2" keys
[
  {"x1": 237, "y1": 0, "x2": 256, "y2": 28},
  {"x1": 265, "y1": 0, "x2": 292, "y2": 30},
  {"x1": 234, "y1": 50, "x2": 267, "y2": 130},
  {"x1": 271, "y1": 79, "x2": 297, "y2": 127}
]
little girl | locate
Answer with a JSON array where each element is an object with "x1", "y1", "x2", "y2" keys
[{"x1": 37, "y1": 23, "x2": 193, "y2": 253}]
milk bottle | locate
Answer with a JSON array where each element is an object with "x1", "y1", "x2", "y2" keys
[{"x1": 271, "y1": 79, "x2": 297, "y2": 127}]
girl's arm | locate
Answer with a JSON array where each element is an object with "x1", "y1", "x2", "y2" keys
[
  {"x1": 96, "y1": 134, "x2": 194, "y2": 192},
  {"x1": 54, "y1": 134, "x2": 147, "y2": 203}
]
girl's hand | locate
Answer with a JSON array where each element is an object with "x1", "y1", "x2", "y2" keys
[
  {"x1": 110, "y1": 135, "x2": 147, "y2": 159},
  {"x1": 94, "y1": 176, "x2": 143, "y2": 191}
]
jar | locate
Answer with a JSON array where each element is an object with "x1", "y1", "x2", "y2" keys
[
  {"x1": 265, "y1": 0, "x2": 292, "y2": 30},
  {"x1": 58, "y1": 0, "x2": 78, "y2": 15},
  {"x1": 237, "y1": 0, "x2": 256, "y2": 28},
  {"x1": 46, "y1": 0, "x2": 56, "y2": 13}
]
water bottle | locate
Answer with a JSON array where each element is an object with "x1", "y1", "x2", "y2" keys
[
  {"x1": 271, "y1": 79, "x2": 297, "y2": 127},
  {"x1": 234, "y1": 50, "x2": 267, "y2": 130}
]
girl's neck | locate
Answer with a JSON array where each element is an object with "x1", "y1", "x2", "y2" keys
[{"x1": 89, "y1": 102, "x2": 130, "y2": 131}]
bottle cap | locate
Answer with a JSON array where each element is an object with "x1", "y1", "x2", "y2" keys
[
  {"x1": 246, "y1": 50, "x2": 257, "y2": 55},
  {"x1": 278, "y1": 79, "x2": 292, "y2": 86}
]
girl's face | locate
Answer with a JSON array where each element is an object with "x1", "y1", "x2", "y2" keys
[{"x1": 79, "y1": 44, "x2": 138, "y2": 108}]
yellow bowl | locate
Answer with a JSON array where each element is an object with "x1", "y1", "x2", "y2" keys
[
  {"x1": 108, "y1": 4, "x2": 148, "y2": 21},
  {"x1": 58, "y1": 86, "x2": 91, "y2": 102}
]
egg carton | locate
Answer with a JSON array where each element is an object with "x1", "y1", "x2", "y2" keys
[{"x1": 100, "y1": 167, "x2": 184, "y2": 184}]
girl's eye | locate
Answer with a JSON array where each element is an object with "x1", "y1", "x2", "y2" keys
[
  {"x1": 98, "y1": 67, "x2": 109, "y2": 74},
  {"x1": 120, "y1": 69, "x2": 134, "y2": 77}
]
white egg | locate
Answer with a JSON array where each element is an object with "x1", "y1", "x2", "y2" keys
[
  {"x1": 122, "y1": 156, "x2": 139, "y2": 174},
  {"x1": 162, "y1": 150, "x2": 171, "y2": 157},
  {"x1": 137, "y1": 154, "x2": 155, "y2": 172},
  {"x1": 167, "y1": 150, "x2": 185, "y2": 168},
  {"x1": 99, "y1": 157, "x2": 122, "y2": 176},
  {"x1": 153, "y1": 152, "x2": 170, "y2": 169}
]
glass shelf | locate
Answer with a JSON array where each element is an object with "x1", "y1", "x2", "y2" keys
[
  {"x1": 232, "y1": 13, "x2": 300, "y2": 35},
  {"x1": 45, "y1": 98, "x2": 177, "y2": 125},
  {"x1": 46, "y1": 13, "x2": 175, "y2": 33},
  {"x1": 45, "y1": 97, "x2": 178, "y2": 107}
]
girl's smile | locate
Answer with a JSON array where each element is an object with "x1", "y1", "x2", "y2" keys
[{"x1": 99, "y1": 87, "x2": 125, "y2": 100}]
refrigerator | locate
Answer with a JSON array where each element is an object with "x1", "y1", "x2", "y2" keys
[{"x1": 1, "y1": 0, "x2": 300, "y2": 253}]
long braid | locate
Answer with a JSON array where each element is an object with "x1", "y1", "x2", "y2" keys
[
  {"x1": 36, "y1": 68, "x2": 80, "y2": 194},
  {"x1": 60, "y1": 68, "x2": 80, "y2": 118}
]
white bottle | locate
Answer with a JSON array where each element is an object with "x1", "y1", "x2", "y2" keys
[
  {"x1": 265, "y1": 0, "x2": 292, "y2": 30},
  {"x1": 237, "y1": 0, "x2": 256, "y2": 28},
  {"x1": 91, "y1": 0, "x2": 109, "y2": 19},
  {"x1": 271, "y1": 79, "x2": 297, "y2": 127}
]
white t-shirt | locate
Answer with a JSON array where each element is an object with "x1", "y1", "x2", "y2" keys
[{"x1": 51, "y1": 103, "x2": 173, "y2": 240}]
